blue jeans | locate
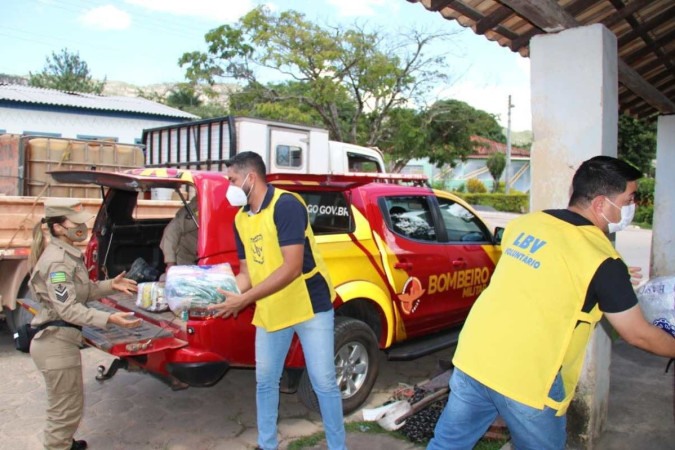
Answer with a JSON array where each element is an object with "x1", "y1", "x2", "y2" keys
[
  {"x1": 255, "y1": 309, "x2": 346, "y2": 450},
  {"x1": 427, "y1": 368, "x2": 566, "y2": 450}
]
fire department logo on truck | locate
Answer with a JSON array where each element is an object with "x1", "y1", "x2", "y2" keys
[{"x1": 398, "y1": 276, "x2": 425, "y2": 315}]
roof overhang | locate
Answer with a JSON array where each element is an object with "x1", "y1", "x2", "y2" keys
[{"x1": 408, "y1": 0, "x2": 675, "y2": 120}]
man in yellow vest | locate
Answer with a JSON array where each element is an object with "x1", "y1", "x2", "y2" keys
[
  {"x1": 428, "y1": 156, "x2": 675, "y2": 450},
  {"x1": 209, "y1": 152, "x2": 346, "y2": 450}
]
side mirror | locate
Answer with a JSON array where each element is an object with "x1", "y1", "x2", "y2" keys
[{"x1": 493, "y1": 227, "x2": 504, "y2": 245}]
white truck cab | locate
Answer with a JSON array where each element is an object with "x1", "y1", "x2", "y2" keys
[{"x1": 143, "y1": 116, "x2": 385, "y2": 175}]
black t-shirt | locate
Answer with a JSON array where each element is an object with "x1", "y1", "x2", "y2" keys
[{"x1": 544, "y1": 209, "x2": 638, "y2": 314}]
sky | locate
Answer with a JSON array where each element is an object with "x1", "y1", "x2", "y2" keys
[{"x1": 0, "y1": 0, "x2": 532, "y2": 131}]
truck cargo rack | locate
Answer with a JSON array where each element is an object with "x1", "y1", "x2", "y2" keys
[{"x1": 268, "y1": 172, "x2": 430, "y2": 189}]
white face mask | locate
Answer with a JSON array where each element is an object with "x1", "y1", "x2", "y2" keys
[
  {"x1": 602, "y1": 197, "x2": 635, "y2": 233},
  {"x1": 241, "y1": 173, "x2": 253, "y2": 198},
  {"x1": 226, "y1": 185, "x2": 248, "y2": 207}
]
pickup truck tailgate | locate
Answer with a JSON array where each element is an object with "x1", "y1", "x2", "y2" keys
[{"x1": 83, "y1": 296, "x2": 187, "y2": 357}]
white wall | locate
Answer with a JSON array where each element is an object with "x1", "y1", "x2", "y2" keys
[
  {"x1": 651, "y1": 115, "x2": 675, "y2": 277},
  {"x1": 0, "y1": 106, "x2": 187, "y2": 144}
]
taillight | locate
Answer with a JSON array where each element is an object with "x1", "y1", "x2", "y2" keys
[{"x1": 86, "y1": 236, "x2": 99, "y2": 280}]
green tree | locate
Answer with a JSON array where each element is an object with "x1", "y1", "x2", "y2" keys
[
  {"x1": 229, "y1": 81, "x2": 328, "y2": 127},
  {"x1": 29, "y1": 48, "x2": 105, "y2": 94},
  {"x1": 486, "y1": 151, "x2": 506, "y2": 192},
  {"x1": 377, "y1": 100, "x2": 505, "y2": 171},
  {"x1": 421, "y1": 99, "x2": 503, "y2": 169},
  {"x1": 618, "y1": 114, "x2": 656, "y2": 175},
  {"x1": 376, "y1": 107, "x2": 427, "y2": 172},
  {"x1": 166, "y1": 84, "x2": 203, "y2": 110},
  {"x1": 179, "y1": 6, "x2": 453, "y2": 146}
]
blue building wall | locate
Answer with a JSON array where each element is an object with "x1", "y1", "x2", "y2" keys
[{"x1": 402, "y1": 157, "x2": 531, "y2": 193}]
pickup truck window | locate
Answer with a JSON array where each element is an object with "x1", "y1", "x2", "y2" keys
[
  {"x1": 383, "y1": 196, "x2": 437, "y2": 242},
  {"x1": 295, "y1": 191, "x2": 352, "y2": 235},
  {"x1": 347, "y1": 152, "x2": 381, "y2": 173},
  {"x1": 437, "y1": 197, "x2": 490, "y2": 242}
]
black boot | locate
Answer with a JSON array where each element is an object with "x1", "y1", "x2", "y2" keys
[{"x1": 71, "y1": 439, "x2": 88, "y2": 450}]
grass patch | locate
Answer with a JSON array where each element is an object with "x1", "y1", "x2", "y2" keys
[
  {"x1": 286, "y1": 421, "x2": 507, "y2": 449},
  {"x1": 287, "y1": 421, "x2": 413, "y2": 450}
]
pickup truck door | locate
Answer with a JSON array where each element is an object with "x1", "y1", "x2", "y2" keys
[
  {"x1": 377, "y1": 194, "x2": 451, "y2": 338},
  {"x1": 377, "y1": 193, "x2": 498, "y2": 337},
  {"x1": 432, "y1": 194, "x2": 498, "y2": 328}
]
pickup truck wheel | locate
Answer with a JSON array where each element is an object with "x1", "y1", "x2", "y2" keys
[
  {"x1": 297, "y1": 316, "x2": 380, "y2": 414},
  {"x1": 5, "y1": 286, "x2": 35, "y2": 334}
]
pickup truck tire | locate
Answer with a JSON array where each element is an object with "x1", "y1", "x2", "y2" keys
[{"x1": 297, "y1": 316, "x2": 380, "y2": 414}]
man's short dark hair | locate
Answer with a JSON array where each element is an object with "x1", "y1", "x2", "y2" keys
[
  {"x1": 569, "y1": 156, "x2": 642, "y2": 207},
  {"x1": 226, "y1": 151, "x2": 266, "y2": 178}
]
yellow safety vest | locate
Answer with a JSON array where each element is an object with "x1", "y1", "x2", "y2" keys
[
  {"x1": 235, "y1": 187, "x2": 335, "y2": 332},
  {"x1": 453, "y1": 211, "x2": 621, "y2": 415}
]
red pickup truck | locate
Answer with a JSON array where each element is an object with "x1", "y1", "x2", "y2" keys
[{"x1": 37, "y1": 168, "x2": 502, "y2": 413}]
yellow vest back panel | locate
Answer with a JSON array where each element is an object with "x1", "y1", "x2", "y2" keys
[{"x1": 453, "y1": 211, "x2": 620, "y2": 414}]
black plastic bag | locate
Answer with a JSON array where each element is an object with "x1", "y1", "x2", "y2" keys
[
  {"x1": 126, "y1": 257, "x2": 160, "y2": 283},
  {"x1": 14, "y1": 323, "x2": 38, "y2": 353}
]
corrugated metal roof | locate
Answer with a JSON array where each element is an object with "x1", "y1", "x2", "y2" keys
[
  {"x1": 407, "y1": 0, "x2": 675, "y2": 120},
  {"x1": 0, "y1": 83, "x2": 199, "y2": 119}
]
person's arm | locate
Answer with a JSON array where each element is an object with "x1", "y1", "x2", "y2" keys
[
  {"x1": 627, "y1": 266, "x2": 644, "y2": 286},
  {"x1": 235, "y1": 259, "x2": 252, "y2": 294},
  {"x1": 237, "y1": 244, "x2": 303, "y2": 303},
  {"x1": 593, "y1": 258, "x2": 675, "y2": 358},
  {"x1": 210, "y1": 245, "x2": 303, "y2": 318},
  {"x1": 43, "y1": 262, "x2": 139, "y2": 328},
  {"x1": 44, "y1": 262, "x2": 111, "y2": 328},
  {"x1": 605, "y1": 306, "x2": 675, "y2": 358},
  {"x1": 209, "y1": 194, "x2": 306, "y2": 318}
]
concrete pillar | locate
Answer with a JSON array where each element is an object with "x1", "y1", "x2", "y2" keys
[
  {"x1": 530, "y1": 23, "x2": 618, "y2": 210},
  {"x1": 651, "y1": 116, "x2": 675, "y2": 277},
  {"x1": 530, "y1": 24, "x2": 618, "y2": 448}
]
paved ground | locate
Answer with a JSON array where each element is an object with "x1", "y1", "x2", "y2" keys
[
  {"x1": 1, "y1": 324, "x2": 672, "y2": 450},
  {"x1": 0, "y1": 324, "x2": 443, "y2": 450}
]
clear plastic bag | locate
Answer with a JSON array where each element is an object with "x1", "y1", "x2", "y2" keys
[
  {"x1": 136, "y1": 282, "x2": 168, "y2": 312},
  {"x1": 636, "y1": 275, "x2": 675, "y2": 337},
  {"x1": 165, "y1": 263, "x2": 239, "y2": 314}
]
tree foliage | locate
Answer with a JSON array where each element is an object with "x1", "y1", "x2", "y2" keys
[
  {"x1": 29, "y1": 48, "x2": 105, "y2": 94},
  {"x1": 378, "y1": 100, "x2": 505, "y2": 172},
  {"x1": 179, "y1": 6, "x2": 454, "y2": 146},
  {"x1": 166, "y1": 83, "x2": 203, "y2": 110},
  {"x1": 377, "y1": 107, "x2": 428, "y2": 172},
  {"x1": 136, "y1": 83, "x2": 226, "y2": 119},
  {"x1": 618, "y1": 114, "x2": 656, "y2": 176},
  {"x1": 228, "y1": 81, "x2": 328, "y2": 127},
  {"x1": 486, "y1": 151, "x2": 506, "y2": 192}
]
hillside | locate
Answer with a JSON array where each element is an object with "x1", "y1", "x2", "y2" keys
[
  {"x1": 503, "y1": 128, "x2": 533, "y2": 147},
  {"x1": 0, "y1": 75, "x2": 235, "y2": 105}
]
